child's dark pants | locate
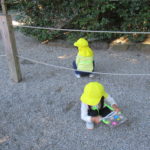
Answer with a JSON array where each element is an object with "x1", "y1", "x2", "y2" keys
[{"x1": 72, "y1": 61, "x2": 95, "y2": 76}]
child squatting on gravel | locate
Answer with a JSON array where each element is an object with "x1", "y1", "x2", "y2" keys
[
  {"x1": 80, "y1": 82, "x2": 121, "y2": 129},
  {"x1": 73, "y1": 38, "x2": 95, "y2": 78}
]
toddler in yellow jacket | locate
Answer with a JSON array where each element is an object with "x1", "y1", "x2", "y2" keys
[
  {"x1": 81, "y1": 82, "x2": 121, "y2": 129},
  {"x1": 73, "y1": 38, "x2": 95, "y2": 78}
]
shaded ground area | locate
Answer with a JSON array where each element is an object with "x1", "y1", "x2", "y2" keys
[{"x1": 0, "y1": 31, "x2": 150, "y2": 150}]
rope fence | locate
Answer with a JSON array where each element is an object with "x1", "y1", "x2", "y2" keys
[
  {"x1": 12, "y1": 24, "x2": 150, "y2": 76},
  {"x1": 0, "y1": 55, "x2": 6, "y2": 57},
  {"x1": 1, "y1": 53, "x2": 150, "y2": 77},
  {"x1": 1, "y1": 2, "x2": 150, "y2": 82},
  {"x1": 14, "y1": 25, "x2": 150, "y2": 35},
  {"x1": 17, "y1": 55, "x2": 150, "y2": 76}
]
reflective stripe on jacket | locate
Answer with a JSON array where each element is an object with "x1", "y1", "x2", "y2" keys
[{"x1": 76, "y1": 55, "x2": 94, "y2": 72}]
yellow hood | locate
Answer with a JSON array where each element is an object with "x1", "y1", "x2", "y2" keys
[
  {"x1": 80, "y1": 82, "x2": 108, "y2": 106},
  {"x1": 74, "y1": 38, "x2": 93, "y2": 57}
]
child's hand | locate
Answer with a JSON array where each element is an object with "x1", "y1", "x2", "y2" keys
[
  {"x1": 112, "y1": 104, "x2": 121, "y2": 112},
  {"x1": 91, "y1": 116, "x2": 102, "y2": 124}
]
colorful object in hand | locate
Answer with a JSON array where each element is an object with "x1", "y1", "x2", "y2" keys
[
  {"x1": 102, "y1": 111, "x2": 127, "y2": 127},
  {"x1": 112, "y1": 121, "x2": 118, "y2": 126},
  {"x1": 102, "y1": 120, "x2": 110, "y2": 124},
  {"x1": 101, "y1": 104, "x2": 127, "y2": 127},
  {"x1": 114, "y1": 115, "x2": 119, "y2": 119}
]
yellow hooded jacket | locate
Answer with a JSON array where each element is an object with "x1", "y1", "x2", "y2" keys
[{"x1": 74, "y1": 38, "x2": 94, "y2": 72}]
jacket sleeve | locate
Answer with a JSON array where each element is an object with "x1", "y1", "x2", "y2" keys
[
  {"x1": 105, "y1": 95, "x2": 117, "y2": 106},
  {"x1": 81, "y1": 102, "x2": 92, "y2": 122}
]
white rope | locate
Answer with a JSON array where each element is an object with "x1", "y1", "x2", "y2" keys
[
  {"x1": 18, "y1": 55, "x2": 150, "y2": 76},
  {"x1": 0, "y1": 55, "x2": 6, "y2": 57},
  {"x1": 1, "y1": 54, "x2": 150, "y2": 76},
  {"x1": 14, "y1": 25, "x2": 150, "y2": 34}
]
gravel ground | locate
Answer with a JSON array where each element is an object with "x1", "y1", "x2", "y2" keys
[{"x1": 0, "y1": 31, "x2": 150, "y2": 150}]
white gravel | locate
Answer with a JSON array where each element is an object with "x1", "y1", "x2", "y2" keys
[{"x1": 0, "y1": 31, "x2": 150, "y2": 150}]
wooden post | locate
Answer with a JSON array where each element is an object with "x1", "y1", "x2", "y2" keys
[
  {"x1": 1, "y1": 0, "x2": 7, "y2": 15},
  {"x1": 0, "y1": 14, "x2": 22, "y2": 82}
]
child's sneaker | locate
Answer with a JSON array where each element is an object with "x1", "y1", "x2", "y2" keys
[
  {"x1": 75, "y1": 74, "x2": 81, "y2": 78},
  {"x1": 89, "y1": 74, "x2": 94, "y2": 78}
]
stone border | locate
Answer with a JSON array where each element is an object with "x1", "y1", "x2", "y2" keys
[{"x1": 47, "y1": 39, "x2": 150, "y2": 54}]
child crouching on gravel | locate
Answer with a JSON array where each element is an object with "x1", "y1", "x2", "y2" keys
[
  {"x1": 80, "y1": 82, "x2": 121, "y2": 129},
  {"x1": 73, "y1": 38, "x2": 95, "y2": 78}
]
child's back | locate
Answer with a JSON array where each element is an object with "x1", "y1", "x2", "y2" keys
[{"x1": 73, "y1": 38, "x2": 94, "y2": 78}]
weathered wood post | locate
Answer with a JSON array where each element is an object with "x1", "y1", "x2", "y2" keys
[{"x1": 0, "y1": 0, "x2": 22, "y2": 82}]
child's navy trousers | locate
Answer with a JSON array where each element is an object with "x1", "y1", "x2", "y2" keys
[{"x1": 72, "y1": 61, "x2": 95, "y2": 76}]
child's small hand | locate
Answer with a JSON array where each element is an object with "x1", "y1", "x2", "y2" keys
[
  {"x1": 112, "y1": 104, "x2": 121, "y2": 112},
  {"x1": 91, "y1": 116, "x2": 102, "y2": 124}
]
